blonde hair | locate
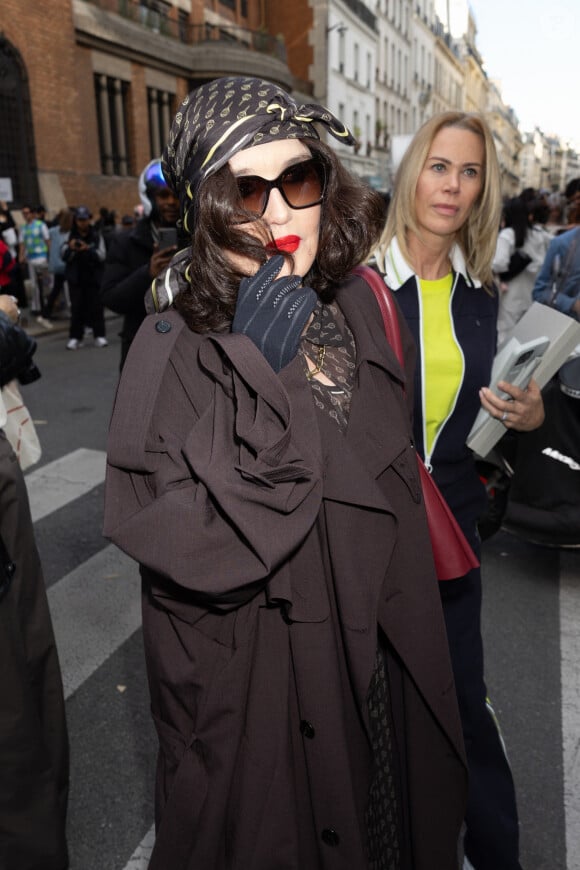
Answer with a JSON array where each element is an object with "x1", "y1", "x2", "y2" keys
[{"x1": 376, "y1": 112, "x2": 502, "y2": 286}]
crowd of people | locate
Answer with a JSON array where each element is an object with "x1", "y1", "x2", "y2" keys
[
  {"x1": 2, "y1": 75, "x2": 580, "y2": 870},
  {"x1": 2, "y1": 166, "x2": 577, "y2": 364},
  {"x1": 0, "y1": 175, "x2": 182, "y2": 367}
]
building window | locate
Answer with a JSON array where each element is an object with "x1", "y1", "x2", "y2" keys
[
  {"x1": 178, "y1": 10, "x2": 189, "y2": 42},
  {"x1": 148, "y1": 88, "x2": 174, "y2": 159},
  {"x1": 139, "y1": 0, "x2": 171, "y2": 34},
  {"x1": 339, "y1": 29, "x2": 346, "y2": 74},
  {"x1": 94, "y1": 74, "x2": 132, "y2": 176},
  {"x1": 397, "y1": 48, "x2": 401, "y2": 91}
]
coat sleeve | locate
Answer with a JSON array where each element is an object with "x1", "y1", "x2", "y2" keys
[
  {"x1": 104, "y1": 321, "x2": 323, "y2": 608},
  {"x1": 492, "y1": 228, "x2": 514, "y2": 275},
  {"x1": 533, "y1": 233, "x2": 580, "y2": 316},
  {"x1": 101, "y1": 234, "x2": 152, "y2": 314}
]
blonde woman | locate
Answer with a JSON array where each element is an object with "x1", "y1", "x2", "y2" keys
[{"x1": 375, "y1": 112, "x2": 544, "y2": 870}]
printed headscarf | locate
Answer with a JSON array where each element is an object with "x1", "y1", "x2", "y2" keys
[
  {"x1": 148, "y1": 76, "x2": 355, "y2": 314},
  {"x1": 162, "y1": 76, "x2": 356, "y2": 233}
]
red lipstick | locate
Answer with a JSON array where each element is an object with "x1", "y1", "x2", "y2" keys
[{"x1": 266, "y1": 235, "x2": 300, "y2": 253}]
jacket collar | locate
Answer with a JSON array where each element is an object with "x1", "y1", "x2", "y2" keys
[{"x1": 381, "y1": 236, "x2": 480, "y2": 290}]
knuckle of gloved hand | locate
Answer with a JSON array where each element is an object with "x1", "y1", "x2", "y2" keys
[
  {"x1": 286, "y1": 295, "x2": 305, "y2": 317},
  {"x1": 273, "y1": 285, "x2": 295, "y2": 308}
]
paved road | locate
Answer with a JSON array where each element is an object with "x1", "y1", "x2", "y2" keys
[{"x1": 20, "y1": 319, "x2": 580, "y2": 869}]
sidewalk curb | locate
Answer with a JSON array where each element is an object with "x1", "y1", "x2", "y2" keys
[{"x1": 23, "y1": 310, "x2": 119, "y2": 339}]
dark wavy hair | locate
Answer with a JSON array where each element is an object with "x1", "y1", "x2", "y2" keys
[{"x1": 174, "y1": 139, "x2": 386, "y2": 333}]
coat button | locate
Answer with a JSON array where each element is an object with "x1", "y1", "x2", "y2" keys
[
  {"x1": 155, "y1": 319, "x2": 172, "y2": 333},
  {"x1": 300, "y1": 720, "x2": 315, "y2": 739},
  {"x1": 321, "y1": 828, "x2": 340, "y2": 847}
]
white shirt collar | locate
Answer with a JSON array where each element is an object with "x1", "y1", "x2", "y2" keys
[{"x1": 378, "y1": 236, "x2": 481, "y2": 290}]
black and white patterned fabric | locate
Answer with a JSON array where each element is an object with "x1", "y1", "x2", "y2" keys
[{"x1": 162, "y1": 76, "x2": 355, "y2": 232}]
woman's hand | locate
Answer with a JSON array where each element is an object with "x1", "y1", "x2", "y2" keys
[
  {"x1": 479, "y1": 378, "x2": 545, "y2": 431},
  {"x1": 0, "y1": 295, "x2": 20, "y2": 324},
  {"x1": 232, "y1": 254, "x2": 316, "y2": 373},
  {"x1": 149, "y1": 243, "x2": 177, "y2": 279}
]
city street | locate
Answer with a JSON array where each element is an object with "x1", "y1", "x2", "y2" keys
[{"x1": 22, "y1": 319, "x2": 580, "y2": 870}]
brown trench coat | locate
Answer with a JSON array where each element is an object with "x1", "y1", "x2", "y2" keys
[
  {"x1": 104, "y1": 275, "x2": 467, "y2": 870},
  {"x1": 0, "y1": 432, "x2": 69, "y2": 870}
]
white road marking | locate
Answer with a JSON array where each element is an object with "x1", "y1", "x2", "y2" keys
[
  {"x1": 25, "y1": 447, "x2": 106, "y2": 523},
  {"x1": 561, "y1": 551, "x2": 580, "y2": 870},
  {"x1": 27, "y1": 447, "x2": 153, "y2": 862},
  {"x1": 47, "y1": 544, "x2": 141, "y2": 699},
  {"x1": 121, "y1": 825, "x2": 155, "y2": 870}
]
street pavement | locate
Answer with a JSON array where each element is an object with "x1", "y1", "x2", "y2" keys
[{"x1": 18, "y1": 318, "x2": 580, "y2": 869}]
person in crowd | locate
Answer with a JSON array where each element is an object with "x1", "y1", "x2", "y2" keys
[
  {"x1": 101, "y1": 158, "x2": 179, "y2": 368},
  {"x1": 35, "y1": 203, "x2": 48, "y2": 225},
  {"x1": 0, "y1": 293, "x2": 69, "y2": 870},
  {"x1": 545, "y1": 190, "x2": 565, "y2": 234},
  {"x1": 532, "y1": 223, "x2": 580, "y2": 318},
  {"x1": 62, "y1": 206, "x2": 107, "y2": 349},
  {"x1": 518, "y1": 187, "x2": 537, "y2": 207},
  {"x1": 104, "y1": 76, "x2": 468, "y2": 870},
  {"x1": 0, "y1": 206, "x2": 26, "y2": 307},
  {"x1": 563, "y1": 177, "x2": 580, "y2": 228},
  {"x1": 46, "y1": 208, "x2": 73, "y2": 321},
  {"x1": 119, "y1": 214, "x2": 135, "y2": 231},
  {"x1": 18, "y1": 204, "x2": 53, "y2": 329},
  {"x1": 0, "y1": 204, "x2": 19, "y2": 260},
  {"x1": 0, "y1": 236, "x2": 16, "y2": 298},
  {"x1": 374, "y1": 111, "x2": 545, "y2": 870},
  {"x1": 493, "y1": 195, "x2": 552, "y2": 344},
  {"x1": 94, "y1": 206, "x2": 118, "y2": 252}
]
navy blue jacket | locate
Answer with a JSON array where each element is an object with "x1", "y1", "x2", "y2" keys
[{"x1": 380, "y1": 239, "x2": 498, "y2": 541}]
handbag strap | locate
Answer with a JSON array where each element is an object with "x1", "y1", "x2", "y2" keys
[{"x1": 352, "y1": 264, "x2": 405, "y2": 371}]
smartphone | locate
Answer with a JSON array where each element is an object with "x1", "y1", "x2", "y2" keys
[
  {"x1": 157, "y1": 227, "x2": 178, "y2": 250},
  {"x1": 488, "y1": 335, "x2": 550, "y2": 398}
]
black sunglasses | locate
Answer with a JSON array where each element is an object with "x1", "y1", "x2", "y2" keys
[{"x1": 234, "y1": 157, "x2": 327, "y2": 221}]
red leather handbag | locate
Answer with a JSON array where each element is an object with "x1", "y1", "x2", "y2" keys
[{"x1": 353, "y1": 265, "x2": 479, "y2": 581}]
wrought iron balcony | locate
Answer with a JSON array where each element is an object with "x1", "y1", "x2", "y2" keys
[{"x1": 83, "y1": 0, "x2": 287, "y2": 62}]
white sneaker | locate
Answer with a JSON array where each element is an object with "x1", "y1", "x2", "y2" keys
[
  {"x1": 36, "y1": 316, "x2": 53, "y2": 330},
  {"x1": 66, "y1": 338, "x2": 83, "y2": 350},
  {"x1": 94, "y1": 337, "x2": 108, "y2": 348}
]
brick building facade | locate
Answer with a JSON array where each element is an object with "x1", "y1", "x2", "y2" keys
[{"x1": 0, "y1": 0, "x2": 293, "y2": 218}]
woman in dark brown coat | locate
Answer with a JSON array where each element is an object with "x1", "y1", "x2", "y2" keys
[
  {"x1": 0, "y1": 297, "x2": 69, "y2": 870},
  {"x1": 104, "y1": 76, "x2": 467, "y2": 870}
]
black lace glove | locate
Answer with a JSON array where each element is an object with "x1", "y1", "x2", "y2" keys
[{"x1": 232, "y1": 254, "x2": 317, "y2": 373}]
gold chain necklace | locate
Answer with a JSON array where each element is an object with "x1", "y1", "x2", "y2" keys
[{"x1": 305, "y1": 344, "x2": 326, "y2": 380}]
